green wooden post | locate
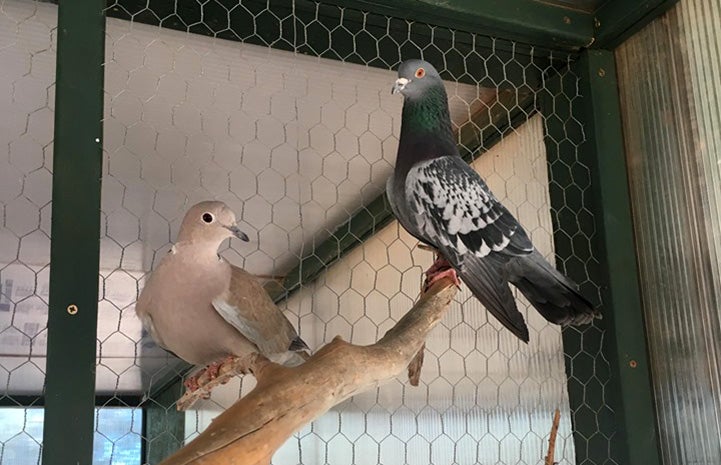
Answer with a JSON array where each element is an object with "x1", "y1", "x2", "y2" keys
[
  {"x1": 593, "y1": 0, "x2": 680, "y2": 48},
  {"x1": 42, "y1": 0, "x2": 106, "y2": 464},
  {"x1": 542, "y1": 50, "x2": 661, "y2": 465}
]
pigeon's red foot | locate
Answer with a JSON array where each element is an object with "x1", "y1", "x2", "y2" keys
[{"x1": 423, "y1": 256, "x2": 461, "y2": 291}]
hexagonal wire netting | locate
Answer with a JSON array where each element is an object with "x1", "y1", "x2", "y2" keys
[
  {"x1": 0, "y1": 0, "x2": 614, "y2": 464},
  {"x1": 1, "y1": 1, "x2": 54, "y2": 463}
]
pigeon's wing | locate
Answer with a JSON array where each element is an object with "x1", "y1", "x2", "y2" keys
[
  {"x1": 405, "y1": 156, "x2": 534, "y2": 341},
  {"x1": 386, "y1": 175, "x2": 400, "y2": 218},
  {"x1": 405, "y1": 156, "x2": 533, "y2": 259},
  {"x1": 211, "y1": 265, "x2": 308, "y2": 357}
]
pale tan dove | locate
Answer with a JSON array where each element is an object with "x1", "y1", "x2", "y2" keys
[{"x1": 135, "y1": 201, "x2": 309, "y2": 382}]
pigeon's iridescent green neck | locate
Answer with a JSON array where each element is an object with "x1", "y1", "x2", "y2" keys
[
  {"x1": 400, "y1": 86, "x2": 451, "y2": 134},
  {"x1": 397, "y1": 84, "x2": 458, "y2": 170}
]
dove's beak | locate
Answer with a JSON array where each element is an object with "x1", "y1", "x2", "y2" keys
[
  {"x1": 391, "y1": 77, "x2": 409, "y2": 95},
  {"x1": 226, "y1": 225, "x2": 249, "y2": 242}
]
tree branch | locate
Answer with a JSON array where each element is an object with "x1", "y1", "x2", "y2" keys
[
  {"x1": 158, "y1": 277, "x2": 458, "y2": 465},
  {"x1": 545, "y1": 408, "x2": 561, "y2": 465}
]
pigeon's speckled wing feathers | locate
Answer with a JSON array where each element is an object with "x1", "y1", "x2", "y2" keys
[
  {"x1": 404, "y1": 156, "x2": 533, "y2": 260},
  {"x1": 396, "y1": 155, "x2": 534, "y2": 340}
]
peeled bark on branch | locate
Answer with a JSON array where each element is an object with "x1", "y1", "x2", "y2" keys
[{"x1": 159, "y1": 277, "x2": 458, "y2": 465}]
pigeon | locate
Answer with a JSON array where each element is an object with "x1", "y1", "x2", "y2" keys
[
  {"x1": 135, "y1": 201, "x2": 309, "y2": 387},
  {"x1": 387, "y1": 59, "x2": 599, "y2": 342}
]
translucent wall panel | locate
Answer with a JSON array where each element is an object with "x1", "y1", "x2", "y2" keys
[
  {"x1": 0, "y1": 2, "x2": 55, "y2": 463},
  {"x1": 616, "y1": 1, "x2": 721, "y2": 463},
  {"x1": 0, "y1": 407, "x2": 142, "y2": 465},
  {"x1": 0, "y1": 0, "x2": 55, "y2": 404},
  {"x1": 189, "y1": 115, "x2": 577, "y2": 465}
]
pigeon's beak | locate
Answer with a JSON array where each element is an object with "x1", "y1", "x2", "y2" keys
[
  {"x1": 391, "y1": 77, "x2": 409, "y2": 95},
  {"x1": 226, "y1": 224, "x2": 249, "y2": 242}
]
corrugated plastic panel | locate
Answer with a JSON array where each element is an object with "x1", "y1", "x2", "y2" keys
[{"x1": 616, "y1": 1, "x2": 721, "y2": 463}]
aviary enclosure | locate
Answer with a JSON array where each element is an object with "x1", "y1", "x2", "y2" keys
[{"x1": 1, "y1": 0, "x2": 720, "y2": 464}]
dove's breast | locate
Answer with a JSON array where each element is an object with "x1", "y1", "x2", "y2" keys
[{"x1": 137, "y1": 253, "x2": 256, "y2": 366}]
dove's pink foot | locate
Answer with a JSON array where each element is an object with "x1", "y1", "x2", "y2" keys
[
  {"x1": 423, "y1": 256, "x2": 461, "y2": 291},
  {"x1": 205, "y1": 355, "x2": 235, "y2": 384},
  {"x1": 184, "y1": 374, "x2": 201, "y2": 392},
  {"x1": 203, "y1": 361, "x2": 223, "y2": 380},
  {"x1": 183, "y1": 356, "x2": 237, "y2": 392},
  {"x1": 203, "y1": 355, "x2": 237, "y2": 380}
]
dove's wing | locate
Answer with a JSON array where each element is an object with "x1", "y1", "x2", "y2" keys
[{"x1": 212, "y1": 265, "x2": 308, "y2": 358}]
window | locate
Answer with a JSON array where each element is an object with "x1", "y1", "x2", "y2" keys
[{"x1": 0, "y1": 407, "x2": 142, "y2": 465}]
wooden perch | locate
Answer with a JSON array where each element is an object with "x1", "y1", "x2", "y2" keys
[{"x1": 159, "y1": 277, "x2": 457, "y2": 465}]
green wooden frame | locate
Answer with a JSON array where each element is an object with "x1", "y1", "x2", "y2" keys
[
  {"x1": 541, "y1": 49, "x2": 661, "y2": 465},
  {"x1": 42, "y1": 0, "x2": 106, "y2": 464}
]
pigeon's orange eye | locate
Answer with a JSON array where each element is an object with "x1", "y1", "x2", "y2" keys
[{"x1": 415, "y1": 67, "x2": 425, "y2": 78}]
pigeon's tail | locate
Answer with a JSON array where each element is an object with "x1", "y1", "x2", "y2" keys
[
  {"x1": 506, "y1": 250, "x2": 599, "y2": 326},
  {"x1": 456, "y1": 253, "x2": 531, "y2": 343}
]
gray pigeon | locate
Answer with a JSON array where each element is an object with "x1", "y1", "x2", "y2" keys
[
  {"x1": 387, "y1": 59, "x2": 599, "y2": 342},
  {"x1": 136, "y1": 201, "x2": 308, "y2": 386}
]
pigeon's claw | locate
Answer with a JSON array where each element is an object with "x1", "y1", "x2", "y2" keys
[{"x1": 423, "y1": 256, "x2": 461, "y2": 291}]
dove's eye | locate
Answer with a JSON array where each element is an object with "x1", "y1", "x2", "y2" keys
[
  {"x1": 202, "y1": 213, "x2": 214, "y2": 223},
  {"x1": 415, "y1": 67, "x2": 425, "y2": 79}
]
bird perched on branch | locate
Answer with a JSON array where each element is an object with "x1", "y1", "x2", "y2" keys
[
  {"x1": 136, "y1": 201, "x2": 309, "y2": 390},
  {"x1": 387, "y1": 59, "x2": 599, "y2": 342}
]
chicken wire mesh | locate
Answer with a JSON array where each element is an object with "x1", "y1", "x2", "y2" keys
[
  {"x1": 0, "y1": 2, "x2": 144, "y2": 463},
  {"x1": 0, "y1": 1, "x2": 54, "y2": 463},
  {"x1": 0, "y1": 0, "x2": 617, "y2": 464}
]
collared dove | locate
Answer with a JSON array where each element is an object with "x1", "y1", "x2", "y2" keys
[
  {"x1": 136, "y1": 201, "x2": 309, "y2": 387},
  {"x1": 387, "y1": 59, "x2": 599, "y2": 343}
]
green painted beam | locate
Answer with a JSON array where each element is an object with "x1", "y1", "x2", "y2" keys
[
  {"x1": 317, "y1": 0, "x2": 594, "y2": 50},
  {"x1": 576, "y1": 49, "x2": 661, "y2": 465},
  {"x1": 541, "y1": 50, "x2": 661, "y2": 465},
  {"x1": 541, "y1": 57, "x2": 615, "y2": 465},
  {"x1": 592, "y1": 0, "x2": 680, "y2": 48},
  {"x1": 42, "y1": 0, "x2": 106, "y2": 464},
  {"x1": 270, "y1": 89, "x2": 536, "y2": 302}
]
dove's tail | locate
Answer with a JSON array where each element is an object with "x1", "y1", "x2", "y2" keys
[
  {"x1": 269, "y1": 349, "x2": 309, "y2": 367},
  {"x1": 268, "y1": 335, "x2": 310, "y2": 367},
  {"x1": 506, "y1": 250, "x2": 600, "y2": 326}
]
